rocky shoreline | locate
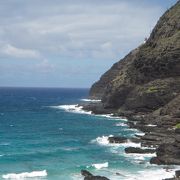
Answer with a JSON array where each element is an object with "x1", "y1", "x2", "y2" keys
[
  {"x1": 81, "y1": 1, "x2": 180, "y2": 179},
  {"x1": 80, "y1": 101, "x2": 180, "y2": 180}
]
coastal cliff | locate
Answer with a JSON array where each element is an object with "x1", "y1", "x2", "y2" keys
[
  {"x1": 88, "y1": 1, "x2": 180, "y2": 167},
  {"x1": 90, "y1": 1, "x2": 180, "y2": 113}
]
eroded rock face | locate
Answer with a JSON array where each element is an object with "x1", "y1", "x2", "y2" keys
[
  {"x1": 88, "y1": 1, "x2": 180, "y2": 167},
  {"x1": 90, "y1": 1, "x2": 180, "y2": 113},
  {"x1": 150, "y1": 141, "x2": 180, "y2": 165}
]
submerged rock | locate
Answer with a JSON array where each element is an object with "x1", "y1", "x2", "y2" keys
[{"x1": 81, "y1": 170, "x2": 110, "y2": 180}]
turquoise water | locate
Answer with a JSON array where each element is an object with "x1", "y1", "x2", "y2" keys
[{"x1": 0, "y1": 88, "x2": 176, "y2": 180}]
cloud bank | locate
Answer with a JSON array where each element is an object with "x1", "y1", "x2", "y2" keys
[{"x1": 0, "y1": 0, "x2": 176, "y2": 87}]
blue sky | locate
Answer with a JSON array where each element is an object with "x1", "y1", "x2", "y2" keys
[{"x1": 0, "y1": 0, "x2": 177, "y2": 88}]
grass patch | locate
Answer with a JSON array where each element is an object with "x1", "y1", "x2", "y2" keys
[
  {"x1": 146, "y1": 86, "x2": 159, "y2": 93},
  {"x1": 175, "y1": 123, "x2": 180, "y2": 129}
]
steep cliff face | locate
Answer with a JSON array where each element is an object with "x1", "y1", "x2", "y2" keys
[{"x1": 90, "y1": 1, "x2": 180, "y2": 113}]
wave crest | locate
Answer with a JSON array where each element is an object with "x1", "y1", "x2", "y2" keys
[
  {"x1": 51, "y1": 104, "x2": 92, "y2": 115},
  {"x1": 92, "y1": 162, "x2": 109, "y2": 169},
  {"x1": 91, "y1": 135, "x2": 114, "y2": 146},
  {"x1": 2, "y1": 170, "x2": 47, "y2": 179},
  {"x1": 91, "y1": 135, "x2": 141, "y2": 148}
]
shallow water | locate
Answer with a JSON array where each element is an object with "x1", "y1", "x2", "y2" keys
[{"x1": 0, "y1": 87, "x2": 177, "y2": 180}]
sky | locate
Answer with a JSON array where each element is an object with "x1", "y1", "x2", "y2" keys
[{"x1": 0, "y1": 0, "x2": 178, "y2": 88}]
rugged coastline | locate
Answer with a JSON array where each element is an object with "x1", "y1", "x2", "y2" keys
[
  {"x1": 81, "y1": 1, "x2": 180, "y2": 179},
  {"x1": 81, "y1": 101, "x2": 180, "y2": 179}
]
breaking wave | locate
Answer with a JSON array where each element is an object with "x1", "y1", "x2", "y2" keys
[
  {"x1": 2, "y1": 170, "x2": 47, "y2": 179},
  {"x1": 50, "y1": 104, "x2": 92, "y2": 115},
  {"x1": 80, "y1": 99, "x2": 101, "y2": 102},
  {"x1": 92, "y1": 162, "x2": 109, "y2": 169}
]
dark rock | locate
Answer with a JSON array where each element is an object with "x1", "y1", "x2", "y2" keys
[
  {"x1": 136, "y1": 125, "x2": 156, "y2": 133},
  {"x1": 175, "y1": 170, "x2": 180, "y2": 178},
  {"x1": 150, "y1": 157, "x2": 162, "y2": 165},
  {"x1": 82, "y1": 102, "x2": 115, "y2": 115},
  {"x1": 108, "y1": 136, "x2": 140, "y2": 144},
  {"x1": 141, "y1": 134, "x2": 161, "y2": 141},
  {"x1": 125, "y1": 147, "x2": 155, "y2": 154},
  {"x1": 149, "y1": 156, "x2": 180, "y2": 165},
  {"x1": 84, "y1": 176, "x2": 110, "y2": 180},
  {"x1": 81, "y1": 170, "x2": 110, "y2": 180},
  {"x1": 81, "y1": 170, "x2": 93, "y2": 177},
  {"x1": 108, "y1": 136, "x2": 127, "y2": 143},
  {"x1": 156, "y1": 144, "x2": 180, "y2": 157},
  {"x1": 90, "y1": 1, "x2": 180, "y2": 113},
  {"x1": 175, "y1": 135, "x2": 180, "y2": 143},
  {"x1": 175, "y1": 128, "x2": 180, "y2": 134},
  {"x1": 87, "y1": 1, "x2": 180, "y2": 167},
  {"x1": 115, "y1": 172, "x2": 125, "y2": 176}
]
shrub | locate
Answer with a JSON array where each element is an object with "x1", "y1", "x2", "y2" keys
[{"x1": 175, "y1": 123, "x2": 180, "y2": 129}]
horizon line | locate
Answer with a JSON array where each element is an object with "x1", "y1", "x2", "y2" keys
[{"x1": 0, "y1": 86, "x2": 90, "y2": 89}]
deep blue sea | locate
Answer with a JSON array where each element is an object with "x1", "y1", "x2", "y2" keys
[{"x1": 0, "y1": 88, "x2": 177, "y2": 180}]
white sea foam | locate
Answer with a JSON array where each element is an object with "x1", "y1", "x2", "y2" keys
[
  {"x1": 135, "y1": 132, "x2": 145, "y2": 136},
  {"x1": 51, "y1": 104, "x2": 92, "y2": 115},
  {"x1": 119, "y1": 140, "x2": 141, "y2": 148},
  {"x1": 97, "y1": 114, "x2": 114, "y2": 118},
  {"x1": 125, "y1": 168, "x2": 178, "y2": 180},
  {"x1": 91, "y1": 135, "x2": 114, "y2": 146},
  {"x1": 125, "y1": 152, "x2": 156, "y2": 161},
  {"x1": 92, "y1": 162, "x2": 109, "y2": 169},
  {"x1": 146, "y1": 124, "x2": 157, "y2": 127},
  {"x1": 2, "y1": 170, "x2": 47, "y2": 179},
  {"x1": 80, "y1": 99, "x2": 101, "y2": 102},
  {"x1": 92, "y1": 135, "x2": 142, "y2": 149},
  {"x1": 115, "y1": 122, "x2": 128, "y2": 127},
  {"x1": 50, "y1": 103, "x2": 129, "y2": 122},
  {"x1": 101, "y1": 169, "x2": 168, "y2": 180},
  {"x1": 72, "y1": 173, "x2": 83, "y2": 180},
  {"x1": 97, "y1": 114, "x2": 127, "y2": 121},
  {"x1": 78, "y1": 166, "x2": 179, "y2": 180},
  {"x1": 119, "y1": 118, "x2": 128, "y2": 122}
]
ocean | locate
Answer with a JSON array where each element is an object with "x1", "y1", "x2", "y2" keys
[{"x1": 0, "y1": 87, "x2": 177, "y2": 180}]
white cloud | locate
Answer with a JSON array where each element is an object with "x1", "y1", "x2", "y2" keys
[
  {"x1": 0, "y1": 44, "x2": 41, "y2": 59},
  {"x1": 0, "y1": 0, "x2": 175, "y2": 87},
  {"x1": 0, "y1": 1, "x2": 164, "y2": 61}
]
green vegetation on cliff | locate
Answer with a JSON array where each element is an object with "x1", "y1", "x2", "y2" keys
[
  {"x1": 90, "y1": 1, "x2": 180, "y2": 114},
  {"x1": 175, "y1": 123, "x2": 180, "y2": 129}
]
